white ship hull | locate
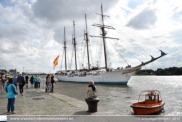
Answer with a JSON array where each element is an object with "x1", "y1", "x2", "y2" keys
[{"x1": 55, "y1": 70, "x2": 137, "y2": 85}]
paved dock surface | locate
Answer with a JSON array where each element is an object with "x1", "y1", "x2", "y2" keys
[
  {"x1": 0, "y1": 87, "x2": 80, "y2": 115},
  {"x1": 0, "y1": 84, "x2": 122, "y2": 115}
]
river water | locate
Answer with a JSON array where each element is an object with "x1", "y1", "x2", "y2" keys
[{"x1": 44, "y1": 76, "x2": 182, "y2": 115}]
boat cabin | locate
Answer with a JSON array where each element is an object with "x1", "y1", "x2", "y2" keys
[{"x1": 138, "y1": 90, "x2": 162, "y2": 104}]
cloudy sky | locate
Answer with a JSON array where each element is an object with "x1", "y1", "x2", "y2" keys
[{"x1": 0, "y1": 0, "x2": 182, "y2": 73}]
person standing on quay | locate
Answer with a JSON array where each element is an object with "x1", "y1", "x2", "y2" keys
[
  {"x1": 13, "y1": 75, "x2": 18, "y2": 91},
  {"x1": 17, "y1": 73, "x2": 25, "y2": 96},
  {"x1": 30, "y1": 75, "x2": 34, "y2": 88},
  {"x1": 0, "y1": 74, "x2": 1, "y2": 85},
  {"x1": 1, "y1": 75, "x2": 7, "y2": 93},
  {"x1": 51, "y1": 75, "x2": 55, "y2": 92},
  {"x1": 45, "y1": 74, "x2": 49, "y2": 92},
  {"x1": 46, "y1": 75, "x2": 52, "y2": 94},
  {"x1": 25, "y1": 74, "x2": 29, "y2": 88},
  {"x1": 34, "y1": 75, "x2": 38, "y2": 88},
  {"x1": 6, "y1": 76, "x2": 18, "y2": 114},
  {"x1": 38, "y1": 75, "x2": 41, "y2": 88},
  {"x1": 5, "y1": 74, "x2": 8, "y2": 79}
]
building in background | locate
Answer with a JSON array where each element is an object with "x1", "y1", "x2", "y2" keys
[
  {"x1": 16, "y1": 72, "x2": 20, "y2": 75},
  {"x1": 0, "y1": 69, "x2": 7, "y2": 75},
  {"x1": 9, "y1": 69, "x2": 16, "y2": 75}
]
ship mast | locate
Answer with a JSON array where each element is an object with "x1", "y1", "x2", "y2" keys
[
  {"x1": 90, "y1": 4, "x2": 119, "y2": 70},
  {"x1": 64, "y1": 27, "x2": 67, "y2": 71},
  {"x1": 85, "y1": 14, "x2": 90, "y2": 70},
  {"x1": 100, "y1": 5, "x2": 107, "y2": 70},
  {"x1": 73, "y1": 21, "x2": 77, "y2": 70}
]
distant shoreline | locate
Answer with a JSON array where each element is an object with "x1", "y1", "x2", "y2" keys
[
  {"x1": 136, "y1": 67, "x2": 182, "y2": 75},
  {"x1": 134, "y1": 74, "x2": 182, "y2": 76}
]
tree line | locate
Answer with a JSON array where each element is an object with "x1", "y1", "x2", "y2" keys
[{"x1": 136, "y1": 67, "x2": 182, "y2": 75}]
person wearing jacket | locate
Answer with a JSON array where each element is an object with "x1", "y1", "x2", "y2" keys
[
  {"x1": 45, "y1": 75, "x2": 49, "y2": 92},
  {"x1": 34, "y1": 75, "x2": 38, "y2": 88},
  {"x1": 46, "y1": 75, "x2": 52, "y2": 94},
  {"x1": 51, "y1": 75, "x2": 55, "y2": 92},
  {"x1": 87, "y1": 80, "x2": 97, "y2": 98},
  {"x1": 17, "y1": 73, "x2": 25, "y2": 96},
  {"x1": 1, "y1": 75, "x2": 7, "y2": 93},
  {"x1": 25, "y1": 74, "x2": 29, "y2": 88},
  {"x1": 85, "y1": 80, "x2": 97, "y2": 105},
  {"x1": 30, "y1": 76, "x2": 34, "y2": 88},
  {"x1": 13, "y1": 75, "x2": 18, "y2": 91},
  {"x1": 38, "y1": 75, "x2": 41, "y2": 88},
  {"x1": 6, "y1": 76, "x2": 18, "y2": 114}
]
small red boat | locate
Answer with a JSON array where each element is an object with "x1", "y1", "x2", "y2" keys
[{"x1": 130, "y1": 90, "x2": 165, "y2": 115}]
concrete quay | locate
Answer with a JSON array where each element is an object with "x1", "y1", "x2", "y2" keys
[{"x1": 0, "y1": 85, "x2": 123, "y2": 115}]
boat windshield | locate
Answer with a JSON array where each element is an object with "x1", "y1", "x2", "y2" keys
[
  {"x1": 145, "y1": 94, "x2": 155, "y2": 101},
  {"x1": 138, "y1": 90, "x2": 162, "y2": 102}
]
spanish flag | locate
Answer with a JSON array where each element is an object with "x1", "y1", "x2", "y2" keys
[{"x1": 53, "y1": 55, "x2": 59, "y2": 70}]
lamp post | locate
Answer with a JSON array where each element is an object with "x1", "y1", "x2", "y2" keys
[{"x1": 29, "y1": 70, "x2": 32, "y2": 75}]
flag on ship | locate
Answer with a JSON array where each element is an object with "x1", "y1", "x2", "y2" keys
[{"x1": 53, "y1": 55, "x2": 59, "y2": 70}]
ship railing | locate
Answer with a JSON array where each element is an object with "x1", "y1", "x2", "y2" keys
[
  {"x1": 86, "y1": 73, "x2": 93, "y2": 75},
  {"x1": 79, "y1": 75, "x2": 86, "y2": 77},
  {"x1": 111, "y1": 69, "x2": 124, "y2": 72},
  {"x1": 93, "y1": 74, "x2": 101, "y2": 76}
]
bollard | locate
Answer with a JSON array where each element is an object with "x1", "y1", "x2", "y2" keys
[{"x1": 85, "y1": 98, "x2": 100, "y2": 112}]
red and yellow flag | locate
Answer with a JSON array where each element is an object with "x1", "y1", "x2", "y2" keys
[{"x1": 53, "y1": 55, "x2": 59, "y2": 70}]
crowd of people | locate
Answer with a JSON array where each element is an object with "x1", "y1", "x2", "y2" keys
[
  {"x1": 0, "y1": 73, "x2": 98, "y2": 114},
  {"x1": 0, "y1": 73, "x2": 56, "y2": 115}
]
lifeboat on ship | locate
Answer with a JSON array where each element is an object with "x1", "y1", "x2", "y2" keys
[{"x1": 130, "y1": 90, "x2": 165, "y2": 115}]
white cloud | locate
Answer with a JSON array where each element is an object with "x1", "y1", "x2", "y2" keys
[{"x1": 0, "y1": 0, "x2": 182, "y2": 73}]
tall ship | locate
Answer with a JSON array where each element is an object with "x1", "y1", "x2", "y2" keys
[{"x1": 55, "y1": 4, "x2": 167, "y2": 85}]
